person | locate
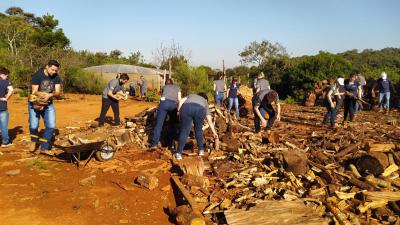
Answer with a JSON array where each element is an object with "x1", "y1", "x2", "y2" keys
[
  {"x1": 354, "y1": 72, "x2": 366, "y2": 113},
  {"x1": 227, "y1": 77, "x2": 241, "y2": 118},
  {"x1": 343, "y1": 72, "x2": 361, "y2": 122},
  {"x1": 175, "y1": 93, "x2": 218, "y2": 160},
  {"x1": 29, "y1": 60, "x2": 62, "y2": 153},
  {"x1": 213, "y1": 74, "x2": 226, "y2": 107},
  {"x1": 99, "y1": 73, "x2": 129, "y2": 126},
  {"x1": 139, "y1": 75, "x2": 147, "y2": 98},
  {"x1": 255, "y1": 72, "x2": 270, "y2": 94},
  {"x1": 322, "y1": 79, "x2": 337, "y2": 128},
  {"x1": 253, "y1": 89, "x2": 281, "y2": 133},
  {"x1": 129, "y1": 81, "x2": 136, "y2": 96},
  {"x1": 377, "y1": 72, "x2": 393, "y2": 113},
  {"x1": 149, "y1": 79, "x2": 181, "y2": 148},
  {"x1": 335, "y1": 77, "x2": 345, "y2": 119},
  {"x1": 0, "y1": 67, "x2": 14, "y2": 147}
]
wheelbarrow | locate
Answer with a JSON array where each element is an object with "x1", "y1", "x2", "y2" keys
[{"x1": 57, "y1": 128, "x2": 132, "y2": 168}]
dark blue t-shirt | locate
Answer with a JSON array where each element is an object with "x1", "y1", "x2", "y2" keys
[
  {"x1": 345, "y1": 81, "x2": 359, "y2": 97},
  {"x1": 31, "y1": 69, "x2": 62, "y2": 94},
  {"x1": 228, "y1": 83, "x2": 239, "y2": 98},
  {"x1": 377, "y1": 78, "x2": 391, "y2": 93},
  {"x1": 0, "y1": 79, "x2": 12, "y2": 111}
]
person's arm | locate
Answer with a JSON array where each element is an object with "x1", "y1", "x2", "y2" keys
[
  {"x1": 253, "y1": 104, "x2": 267, "y2": 127},
  {"x1": 177, "y1": 91, "x2": 182, "y2": 102},
  {"x1": 226, "y1": 88, "x2": 230, "y2": 98},
  {"x1": 0, "y1": 85, "x2": 14, "y2": 102},
  {"x1": 224, "y1": 84, "x2": 227, "y2": 92},
  {"x1": 178, "y1": 97, "x2": 187, "y2": 112},
  {"x1": 327, "y1": 89, "x2": 334, "y2": 108},
  {"x1": 276, "y1": 102, "x2": 281, "y2": 121},
  {"x1": 213, "y1": 83, "x2": 216, "y2": 92},
  {"x1": 108, "y1": 89, "x2": 120, "y2": 100},
  {"x1": 206, "y1": 115, "x2": 218, "y2": 138},
  {"x1": 357, "y1": 85, "x2": 362, "y2": 99}
]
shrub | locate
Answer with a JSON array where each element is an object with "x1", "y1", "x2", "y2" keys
[{"x1": 63, "y1": 68, "x2": 106, "y2": 94}]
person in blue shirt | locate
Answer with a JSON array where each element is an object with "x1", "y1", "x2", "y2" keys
[
  {"x1": 343, "y1": 72, "x2": 362, "y2": 122},
  {"x1": 376, "y1": 72, "x2": 393, "y2": 113},
  {"x1": 0, "y1": 67, "x2": 14, "y2": 147},
  {"x1": 227, "y1": 77, "x2": 241, "y2": 118}
]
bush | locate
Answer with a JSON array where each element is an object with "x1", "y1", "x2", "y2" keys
[
  {"x1": 18, "y1": 89, "x2": 29, "y2": 97},
  {"x1": 173, "y1": 63, "x2": 213, "y2": 97},
  {"x1": 63, "y1": 68, "x2": 105, "y2": 94},
  {"x1": 146, "y1": 90, "x2": 160, "y2": 102},
  {"x1": 282, "y1": 95, "x2": 296, "y2": 104}
]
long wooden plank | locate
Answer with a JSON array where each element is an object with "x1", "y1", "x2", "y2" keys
[{"x1": 171, "y1": 175, "x2": 201, "y2": 212}]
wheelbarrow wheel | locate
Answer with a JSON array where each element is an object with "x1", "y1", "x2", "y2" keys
[{"x1": 95, "y1": 142, "x2": 117, "y2": 161}]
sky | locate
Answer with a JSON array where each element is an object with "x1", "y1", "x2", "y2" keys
[{"x1": 1, "y1": 0, "x2": 399, "y2": 69}]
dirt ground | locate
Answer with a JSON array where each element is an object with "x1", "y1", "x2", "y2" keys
[{"x1": 0, "y1": 94, "x2": 177, "y2": 225}]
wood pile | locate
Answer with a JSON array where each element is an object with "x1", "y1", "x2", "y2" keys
[
  {"x1": 53, "y1": 99, "x2": 399, "y2": 224},
  {"x1": 124, "y1": 103, "x2": 400, "y2": 224}
]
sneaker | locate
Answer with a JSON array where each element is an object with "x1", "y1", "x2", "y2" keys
[
  {"x1": 198, "y1": 150, "x2": 204, "y2": 156},
  {"x1": 173, "y1": 153, "x2": 182, "y2": 160},
  {"x1": 1, "y1": 143, "x2": 13, "y2": 148}
]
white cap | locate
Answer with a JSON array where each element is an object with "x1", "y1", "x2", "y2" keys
[
  {"x1": 337, "y1": 78, "x2": 344, "y2": 86},
  {"x1": 381, "y1": 72, "x2": 387, "y2": 80}
]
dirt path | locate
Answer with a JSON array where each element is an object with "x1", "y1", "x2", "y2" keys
[{"x1": 0, "y1": 94, "x2": 175, "y2": 225}]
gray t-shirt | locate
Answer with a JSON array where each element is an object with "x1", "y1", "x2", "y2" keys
[
  {"x1": 140, "y1": 78, "x2": 147, "y2": 92},
  {"x1": 162, "y1": 84, "x2": 181, "y2": 102},
  {"x1": 184, "y1": 94, "x2": 211, "y2": 115},
  {"x1": 102, "y1": 79, "x2": 125, "y2": 99},
  {"x1": 256, "y1": 79, "x2": 270, "y2": 92},
  {"x1": 254, "y1": 89, "x2": 279, "y2": 106},
  {"x1": 214, "y1": 80, "x2": 225, "y2": 92}
]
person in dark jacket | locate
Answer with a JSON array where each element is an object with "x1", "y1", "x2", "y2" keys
[
  {"x1": 343, "y1": 73, "x2": 361, "y2": 122},
  {"x1": 227, "y1": 77, "x2": 241, "y2": 118},
  {"x1": 376, "y1": 72, "x2": 393, "y2": 113},
  {"x1": 253, "y1": 89, "x2": 281, "y2": 132}
]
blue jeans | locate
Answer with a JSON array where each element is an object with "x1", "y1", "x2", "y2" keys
[
  {"x1": 0, "y1": 110, "x2": 9, "y2": 145},
  {"x1": 378, "y1": 92, "x2": 390, "y2": 110},
  {"x1": 354, "y1": 90, "x2": 363, "y2": 113},
  {"x1": 177, "y1": 103, "x2": 206, "y2": 154},
  {"x1": 323, "y1": 105, "x2": 336, "y2": 128},
  {"x1": 215, "y1": 92, "x2": 224, "y2": 107},
  {"x1": 151, "y1": 99, "x2": 178, "y2": 146},
  {"x1": 29, "y1": 102, "x2": 56, "y2": 151},
  {"x1": 228, "y1": 97, "x2": 239, "y2": 117}
]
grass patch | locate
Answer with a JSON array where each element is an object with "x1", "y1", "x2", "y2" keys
[{"x1": 31, "y1": 158, "x2": 47, "y2": 170}]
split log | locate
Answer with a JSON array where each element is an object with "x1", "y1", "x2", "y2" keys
[
  {"x1": 224, "y1": 200, "x2": 328, "y2": 225},
  {"x1": 354, "y1": 155, "x2": 384, "y2": 176},
  {"x1": 326, "y1": 202, "x2": 351, "y2": 225},
  {"x1": 181, "y1": 174, "x2": 210, "y2": 189},
  {"x1": 365, "y1": 191, "x2": 400, "y2": 201},
  {"x1": 262, "y1": 131, "x2": 280, "y2": 145},
  {"x1": 136, "y1": 173, "x2": 159, "y2": 190},
  {"x1": 367, "y1": 143, "x2": 397, "y2": 152},
  {"x1": 358, "y1": 200, "x2": 388, "y2": 214},
  {"x1": 335, "y1": 144, "x2": 359, "y2": 158},
  {"x1": 178, "y1": 157, "x2": 205, "y2": 176},
  {"x1": 282, "y1": 150, "x2": 309, "y2": 176}
]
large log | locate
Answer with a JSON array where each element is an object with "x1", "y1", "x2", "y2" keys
[
  {"x1": 170, "y1": 205, "x2": 205, "y2": 225},
  {"x1": 224, "y1": 200, "x2": 328, "y2": 225}
]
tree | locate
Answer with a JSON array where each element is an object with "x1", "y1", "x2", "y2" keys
[
  {"x1": 0, "y1": 15, "x2": 33, "y2": 57},
  {"x1": 153, "y1": 40, "x2": 190, "y2": 69},
  {"x1": 128, "y1": 51, "x2": 144, "y2": 65},
  {"x1": 31, "y1": 14, "x2": 70, "y2": 48},
  {"x1": 110, "y1": 49, "x2": 123, "y2": 59},
  {"x1": 239, "y1": 40, "x2": 288, "y2": 66}
]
